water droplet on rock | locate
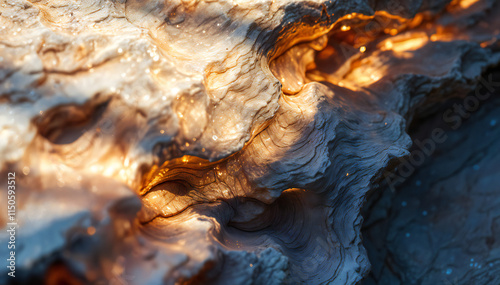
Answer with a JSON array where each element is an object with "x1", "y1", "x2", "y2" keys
[{"x1": 165, "y1": 7, "x2": 185, "y2": 25}]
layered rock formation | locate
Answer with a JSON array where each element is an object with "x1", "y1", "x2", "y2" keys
[{"x1": 0, "y1": 0, "x2": 499, "y2": 284}]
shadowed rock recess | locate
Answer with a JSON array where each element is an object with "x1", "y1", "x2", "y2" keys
[
  {"x1": 362, "y1": 69, "x2": 500, "y2": 285},
  {"x1": 0, "y1": 0, "x2": 499, "y2": 284}
]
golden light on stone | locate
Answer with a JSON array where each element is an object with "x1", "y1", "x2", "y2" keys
[{"x1": 0, "y1": 0, "x2": 497, "y2": 283}]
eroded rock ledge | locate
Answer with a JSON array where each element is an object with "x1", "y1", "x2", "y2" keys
[{"x1": 0, "y1": 0, "x2": 499, "y2": 284}]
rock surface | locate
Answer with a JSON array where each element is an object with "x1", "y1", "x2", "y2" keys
[
  {"x1": 362, "y1": 69, "x2": 500, "y2": 285},
  {"x1": 0, "y1": 0, "x2": 499, "y2": 284}
]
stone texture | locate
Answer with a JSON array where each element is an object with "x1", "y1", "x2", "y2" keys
[
  {"x1": 362, "y1": 70, "x2": 500, "y2": 285},
  {"x1": 0, "y1": 0, "x2": 499, "y2": 284}
]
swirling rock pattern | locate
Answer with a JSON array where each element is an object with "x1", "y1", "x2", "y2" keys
[{"x1": 0, "y1": 0, "x2": 499, "y2": 284}]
